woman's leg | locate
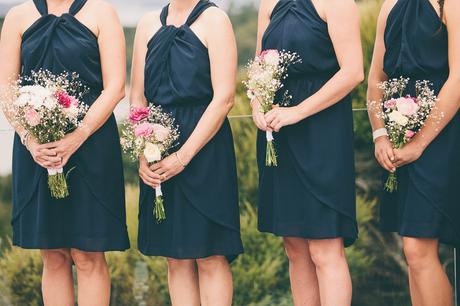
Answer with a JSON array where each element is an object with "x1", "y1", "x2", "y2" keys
[
  {"x1": 41, "y1": 249, "x2": 74, "y2": 306},
  {"x1": 70, "y1": 249, "x2": 110, "y2": 306},
  {"x1": 408, "y1": 268, "x2": 423, "y2": 306},
  {"x1": 283, "y1": 237, "x2": 320, "y2": 306},
  {"x1": 167, "y1": 258, "x2": 200, "y2": 306},
  {"x1": 403, "y1": 237, "x2": 453, "y2": 306},
  {"x1": 196, "y1": 256, "x2": 233, "y2": 306},
  {"x1": 308, "y1": 238, "x2": 352, "y2": 306}
]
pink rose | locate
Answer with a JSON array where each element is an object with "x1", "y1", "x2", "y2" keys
[
  {"x1": 260, "y1": 49, "x2": 278, "y2": 58},
  {"x1": 395, "y1": 97, "x2": 420, "y2": 116},
  {"x1": 260, "y1": 49, "x2": 280, "y2": 66},
  {"x1": 25, "y1": 107, "x2": 41, "y2": 127},
  {"x1": 383, "y1": 98, "x2": 397, "y2": 109},
  {"x1": 129, "y1": 107, "x2": 150, "y2": 123},
  {"x1": 56, "y1": 91, "x2": 73, "y2": 108},
  {"x1": 134, "y1": 122, "x2": 154, "y2": 137},
  {"x1": 405, "y1": 130, "x2": 416, "y2": 139},
  {"x1": 152, "y1": 124, "x2": 170, "y2": 142}
]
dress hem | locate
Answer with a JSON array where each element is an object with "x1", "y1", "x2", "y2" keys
[
  {"x1": 257, "y1": 226, "x2": 357, "y2": 247},
  {"x1": 138, "y1": 247, "x2": 244, "y2": 263}
]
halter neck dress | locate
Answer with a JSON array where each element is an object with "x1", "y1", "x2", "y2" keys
[
  {"x1": 138, "y1": 0, "x2": 243, "y2": 260},
  {"x1": 258, "y1": 0, "x2": 358, "y2": 246},
  {"x1": 12, "y1": 0, "x2": 130, "y2": 251},
  {"x1": 381, "y1": 0, "x2": 460, "y2": 246}
]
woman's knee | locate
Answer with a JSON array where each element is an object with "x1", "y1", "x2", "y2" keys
[
  {"x1": 308, "y1": 239, "x2": 346, "y2": 268},
  {"x1": 167, "y1": 258, "x2": 196, "y2": 275},
  {"x1": 284, "y1": 237, "x2": 310, "y2": 264},
  {"x1": 196, "y1": 256, "x2": 229, "y2": 275},
  {"x1": 403, "y1": 237, "x2": 439, "y2": 270},
  {"x1": 70, "y1": 249, "x2": 106, "y2": 273},
  {"x1": 41, "y1": 249, "x2": 72, "y2": 271}
]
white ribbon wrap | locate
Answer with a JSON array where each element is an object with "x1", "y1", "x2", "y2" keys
[
  {"x1": 155, "y1": 185, "x2": 163, "y2": 197},
  {"x1": 266, "y1": 131, "x2": 274, "y2": 142},
  {"x1": 47, "y1": 168, "x2": 63, "y2": 176}
]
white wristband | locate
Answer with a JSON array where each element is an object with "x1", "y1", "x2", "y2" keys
[{"x1": 373, "y1": 128, "x2": 388, "y2": 142}]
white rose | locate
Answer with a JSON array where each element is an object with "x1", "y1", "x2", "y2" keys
[
  {"x1": 144, "y1": 142, "x2": 162, "y2": 163},
  {"x1": 64, "y1": 104, "x2": 79, "y2": 119},
  {"x1": 388, "y1": 110, "x2": 409, "y2": 126},
  {"x1": 15, "y1": 93, "x2": 30, "y2": 107},
  {"x1": 263, "y1": 51, "x2": 280, "y2": 66}
]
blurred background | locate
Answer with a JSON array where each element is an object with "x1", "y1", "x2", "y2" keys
[{"x1": 0, "y1": 0, "x2": 457, "y2": 305}]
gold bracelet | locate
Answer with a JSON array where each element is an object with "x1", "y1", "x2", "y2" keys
[{"x1": 175, "y1": 152, "x2": 187, "y2": 168}]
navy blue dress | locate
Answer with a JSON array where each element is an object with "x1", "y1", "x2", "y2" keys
[
  {"x1": 381, "y1": 0, "x2": 460, "y2": 246},
  {"x1": 12, "y1": 0, "x2": 130, "y2": 251},
  {"x1": 138, "y1": 0, "x2": 244, "y2": 260},
  {"x1": 258, "y1": 0, "x2": 358, "y2": 246}
]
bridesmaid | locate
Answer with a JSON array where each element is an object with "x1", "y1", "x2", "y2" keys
[
  {"x1": 129, "y1": 0, "x2": 243, "y2": 305},
  {"x1": 367, "y1": 0, "x2": 460, "y2": 305},
  {"x1": 254, "y1": 0, "x2": 363, "y2": 305},
  {"x1": 0, "y1": 0, "x2": 129, "y2": 305}
]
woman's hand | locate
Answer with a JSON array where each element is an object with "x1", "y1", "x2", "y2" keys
[
  {"x1": 251, "y1": 98, "x2": 271, "y2": 132},
  {"x1": 374, "y1": 136, "x2": 396, "y2": 172},
  {"x1": 139, "y1": 155, "x2": 162, "y2": 188},
  {"x1": 27, "y1": 138, "x2": 62, "y2": 169},
  {"x1": 151, "y1": 151, "x2": 187, "y2": 183},
  {"x1": 264, "y1": 106, "x2": 303, "y2": 132},
  {"x1": 393, "y1": 142, "x2": 424, "y2": 167},
  {"x1": 38, "y1": 128, "x2": 89, "y2": 168}
]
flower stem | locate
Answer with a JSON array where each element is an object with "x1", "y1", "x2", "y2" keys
[
  {"x1": 154, "y1": 196, "x2": 166, "y2": 223},
  {"x1": 384, "y1": 172, "x2": 398, "y2": 193},
  {"x1": 48, "y1": 172, "x2": 69, "y2": 199},
  {"x1": 266, "y1": 140, "x2": 278, "y2": 167}
]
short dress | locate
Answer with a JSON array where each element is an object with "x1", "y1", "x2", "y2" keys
[
  {"x1": 380, "y1": 0, "x2": 460, "y2": 246},
  {"x1": 138, "y1": 0, "x2": 244, "y2": 261},
  {"x1": 258, "y1": 0, "x2": 358, "y2": 246},
  {"x1": 12, "y1": 0, "x2": 130, "y2": 251}
]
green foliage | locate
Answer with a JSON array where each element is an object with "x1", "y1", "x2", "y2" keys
[
  {"x1": 232, "y1": 203, "x2": 290, "y2": 305},
  {"x1": 228, "y1": 3, "x2": 258, "y2": 66},
  {"x1": 0, "y1": 246, "x2": 43, "y2": 306}
]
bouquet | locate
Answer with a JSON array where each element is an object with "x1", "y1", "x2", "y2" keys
[
  {"x1": 121, "y1": 105, "x2": 179, "y2": 222},
  {"x1": 2, "y1": 70, "x2": 88, "y2": 199},
  {"x1": 243, "y1": 49, "x2": 301, "y2": 166},
  {"x1": 373, "y1": 77, "x2": 441, "y2": 192}
]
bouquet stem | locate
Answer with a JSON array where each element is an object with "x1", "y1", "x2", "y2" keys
[
  {"x1": 265, "y1": 131, "x2": 277, "y2": 167},
  {"x1": 47, "y1": 168, "x2": 69, "y2": 199},
  {"x1": 384, "y1": 172, "x2": 398, "y2": 193},
  {"x1": 154, "y1": 185, "x2": 166, "y2": 223}
]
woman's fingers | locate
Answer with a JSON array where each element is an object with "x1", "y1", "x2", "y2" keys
[
  {"x1": 265, "y1": 112, "x2": 276, "y2": 125},
  {"x1": 140, "y1": 170, "x2": 160, "y2": 187},
  {"x1": 150, "y1": 162, "x2": 162, "y2": 172},
  {"x1": 41, "y1": 154, "x2": 62, "y2": 163},
  {"x1": 254, "y1": 114, "x2": 267, "y2": 131},
  {"x1": 37, "y1": 142, "x2": 58, "y2": 151},
  {"x1": 386, "y1": 146, "x2": 395, "y2": 163},
  {"x1": 376, "y1": 150, "x2": 393, "y2": 172}
]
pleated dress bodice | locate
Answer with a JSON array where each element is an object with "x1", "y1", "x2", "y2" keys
[
  {"x1": 258, "y1": 0, "x2": 358, "y2": 246},
  {"x1": 262, "y1": 0, "x2": 339, "y2": 82},
  {"x1": 139, "y1": 0, "x2": 243, "y2": 260},
  {"x1": 384, "y1": 0, "x2": 449, "y2": 91},
  {"x1": 144, "y1": 3, "x2": 213, "y2": 107},
  {"x1": 380, "y1": 0, "x2": 460, "y2": 246},
  {"x1": 12, "y1": 0, "x2": 129, "y2": 251}
]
